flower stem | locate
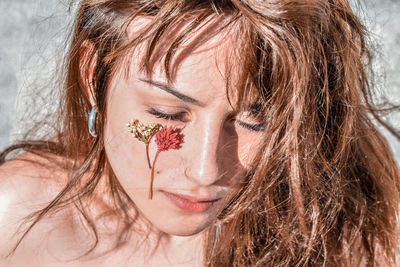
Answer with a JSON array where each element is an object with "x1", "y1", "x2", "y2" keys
[
  {"x1": 149, "y1": 149, "x2": 161, "y2": 199},
  {"x1": 146, "y1": 143, "x2": 151, "y2": 169}
]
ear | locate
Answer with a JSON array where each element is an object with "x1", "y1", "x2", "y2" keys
[{"x1": 79, "y1": 40, "x2": 98, "y2": 106}]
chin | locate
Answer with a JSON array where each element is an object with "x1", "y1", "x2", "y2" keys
[
  {"x1": 168, "y1": 225, "x2": 208, "y2": 237},
  {"x1": 152, "y1": 215, "x2": 214, "y2": 237}
]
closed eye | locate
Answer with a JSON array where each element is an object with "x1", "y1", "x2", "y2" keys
[
  {"x1": 236, "y1": 120, "x2": 267, "y2": 132},
  {"x1": 146, "y1": 108, "x2": 187, "y2": 121}
]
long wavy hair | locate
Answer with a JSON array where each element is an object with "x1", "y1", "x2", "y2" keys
[{"x1": 2, "y1": 0, "x2": 400, "y2": 266}]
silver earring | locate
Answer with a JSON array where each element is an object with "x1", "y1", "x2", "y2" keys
[{"x1": 88, "y1": 105, "x2": 98, "y2": 137}]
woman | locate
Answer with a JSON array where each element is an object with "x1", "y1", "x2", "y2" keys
[{"x1": 1, "y1": 0, "x2": 399, "y2": 266}]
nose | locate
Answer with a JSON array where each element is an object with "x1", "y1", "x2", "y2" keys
[{"x1": 184, "y1": 117, "x2": 227, "y2": 186}]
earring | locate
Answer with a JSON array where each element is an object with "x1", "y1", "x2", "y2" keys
[{"x1": 88, "y1": 105, "x2": 98, "y2": 137}]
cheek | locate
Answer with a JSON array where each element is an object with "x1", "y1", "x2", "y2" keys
[
  {"x1": 236, "y1": 131, "x2": 263, "y2": 167},
  {"x1": 103, "y1": 103, "x2": 151, "y2": 197},
  {"x1": 105, "y1": 127, "x2": 145, "y2": 183}
]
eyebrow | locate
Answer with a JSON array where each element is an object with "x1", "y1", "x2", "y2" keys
[
  {"x1": 139, "y1": 79, "x2": 201, "y2": 106},
  {"x1": 139, "y1": 78, "x2": 261, "y2": 112},
  {"x1": 246, "y1": 101, "x2": 262, "y2": 112}
]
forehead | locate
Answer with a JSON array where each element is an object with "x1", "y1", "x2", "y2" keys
[
  {"x1": 119, "y1": 16, "x2": 239, "y2": 100},
  {"x1": 129, "y1": 17, "x2": 232, "y2": 70}
]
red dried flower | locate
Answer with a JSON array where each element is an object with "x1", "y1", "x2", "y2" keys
[
  {"x1": 149, "y1": 126, "x2": 184, "y2": 199},
  {"x1": 155, "y1": 126, "x2": 184, "y2": 151}
]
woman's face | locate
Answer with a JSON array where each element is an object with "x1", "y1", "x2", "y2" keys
[{"x1": 103, "y1": 31, "x2": 265, "y2": 237}]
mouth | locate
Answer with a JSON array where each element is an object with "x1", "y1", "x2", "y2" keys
[{"x1": 162, "y1": 191, "x2": 220, "y2": 213}]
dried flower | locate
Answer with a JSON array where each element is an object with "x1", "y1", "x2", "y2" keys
[
  {"x1": 127, "y1": 119, "x2": 162, "y2": 144},
  {"x1": 149, "y1": 126, "x2": 184, "y2": 199},
  {"x1": 127, "y1": 119, "x2": 162, "y2": 168},
  {"x1": 155, "y1": 126, "x2": 184, "y2": 151}
]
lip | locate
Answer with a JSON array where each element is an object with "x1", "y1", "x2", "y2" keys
[{"x1": 162, "y1": 191, "x2": 220, "y2": 213}]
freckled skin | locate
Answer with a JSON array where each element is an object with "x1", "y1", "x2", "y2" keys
[{"x1": 104, "y1": 29, "x2": 264, "y2": 238}]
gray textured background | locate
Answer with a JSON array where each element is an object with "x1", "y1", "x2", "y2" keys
[{"x1": 0, "y1": 0, "x2": 399, "y2": 162}]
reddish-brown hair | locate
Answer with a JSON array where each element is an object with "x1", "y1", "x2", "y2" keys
[{"x1": 2, "y1": 0, "x2": 400, "y2": 265}]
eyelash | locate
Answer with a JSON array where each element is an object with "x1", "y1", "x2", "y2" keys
[
  {"x1": 146, "y1": 108, "x2": 186, "y2": 121},
  {"x1": 236, "y1": 120, "x2": 267, "y2": 132},
  {"x1": 146, "y1": 108, "x2": 266, "y2": 132}
]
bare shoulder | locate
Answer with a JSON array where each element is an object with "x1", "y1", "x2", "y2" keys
[
  {"x1": 0, "y1": 152, "x2": 67, "y2": 259},
  {"x1": 0, "y1": 152, "x2": 64, "y2": 198}
]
